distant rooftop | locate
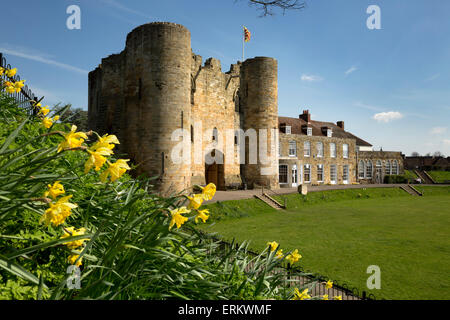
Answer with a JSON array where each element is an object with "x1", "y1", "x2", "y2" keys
[{"x1": 278, "y1": 110, "x2": 373, "y2": 147}]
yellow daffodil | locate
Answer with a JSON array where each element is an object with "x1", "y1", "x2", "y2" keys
[
  {"x1": 292, "y1": 288, "x2": 311, "y2": 300},
  {"x1": 187, "y1": 193, "x2": 204, "y2": 210},
  {"x1": 267, "y1": 241, "x2": 279, "y2": 252},
  {"x1": 275, "y1": 249, "x2": 284, "y2": 259},
  {"x1": 38, "y1": 106, "x2": 50, "y2": 116},
  {"x1": 40, "y1": 195, "x2": 77, "y2": 226},
  {"x1": 6, "y1": 68, "x2": 17, "y2": 77},
  {"x1": 43, "y1": 181, "x2": 65, "y2": 199},
  {"x1": 100, "y1": 159, "x2": 130, "y2": 182},
  {"x1": 32, "y1": 101, "x2": 42, "y2": 108},
  {"x1": 91, "y1": 134, "x2": 120, "y2": 151},
  {"x1": 169, "y1": 207, "x2": 190, "y2": 230},
  {"x1": 5, "y1": 85, "x2": 15, "y2": 94},
  {"x1": 325, "y1": 280, "x2": 333, "y2": 290},
  {"x1": 68, "y1": 254, "x2": 83, "y2": 267},
  {"x1": 61, "y1": 227, "x2": 88, "y2": 249},
  {"x1": 322, "y1": 294, "x2": 329, "y2": 300},
  {"x1": 57, "y1": 125, "x2": 88, "y2": 153},
  {"x1": 42, "y1": 115, "x2": 59, "y2": 129},
  {"x1": 13, "y1": 80, "x2": 25, "y2": 92},
  {"x1": 334, "y1": 295, "x2": 342, "y2": 300},
  {"x1": 84, "y1": 147, "x2": 114, "y2": 174},
  {"x1": 0, "y1": 67, "x2": 4, "y2": 76},
  {"x1": 286, "y1": 249, "x2": 302, "y2": 265},
  {"x1": 195, "y1": 209, "x2": 209, "y2": 223},
  {"x1": 200, "y1": 183, "x2": 216, "y2": 200}
]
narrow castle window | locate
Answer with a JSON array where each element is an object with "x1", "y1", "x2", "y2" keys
[
  {"x1": 191, "y1": 125, "x2": 194, "y2": 143},
  {"x1": 181, "y1": 111, "x2": 184, "y2": 129},
  {"x1": 212, "y1": 127, "x2": 218, "y2": 141},
  {"x1": 138, "y1": 78, "x2": 142, "y2": 100}
]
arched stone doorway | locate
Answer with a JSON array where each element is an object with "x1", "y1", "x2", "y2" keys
[{"x1": 205, "y1": 150, "x2": 225, "y2": 190}]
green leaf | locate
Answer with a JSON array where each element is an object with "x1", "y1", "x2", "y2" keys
[
  {"x1": 0, "y1": 254, "x2": 46, "y2": 288},
  {"x1": 0, "y1": 117, "x2": 29, "y2": 154}
]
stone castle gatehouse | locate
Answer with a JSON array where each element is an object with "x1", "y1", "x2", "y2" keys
[{"x1": 88, "y1": 22, "x2": 404, "y2": 194}]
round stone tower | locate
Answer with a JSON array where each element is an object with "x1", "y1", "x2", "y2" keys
[
  {"x1": 240, "y1": 57, "x2": 279, "y2": 189},
  {"x1": 124, "y1": 22, "x2": 192, "y2": 195}
]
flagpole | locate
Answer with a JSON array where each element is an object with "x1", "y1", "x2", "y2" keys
[{"x1": 242, "y1": 25, "x2": 245, "y2": 62}]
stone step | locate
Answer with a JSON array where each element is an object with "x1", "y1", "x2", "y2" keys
[
  {"x1": 400, "y1": 184, "x2": 422, "y2": 196},
  {"x1": 414, "y1": 170, "x2": 434, "y2": 184},
  {"x1": 254, "y1": 194, "x2": 284, "y2": 210}
]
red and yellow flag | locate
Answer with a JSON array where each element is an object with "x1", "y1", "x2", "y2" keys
[{"x1": 243, "y1": 26, "x2": 251, "y2": 42}]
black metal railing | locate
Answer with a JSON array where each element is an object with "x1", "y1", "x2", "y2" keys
[
  {"x1": 199, "y1": 230, "x2": 377, "y2": 300},
  {"x1": 1, "y1": 53, "x2": 40, "y2": 115}
]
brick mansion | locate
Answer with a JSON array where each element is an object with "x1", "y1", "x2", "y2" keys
[{"x1": 88, "y1": 22, "x2": 404, "y2": 194}]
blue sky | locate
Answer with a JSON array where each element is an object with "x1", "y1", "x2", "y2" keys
[{"x1": 1, "y1": 0, "x2": 449, "y2": 156}]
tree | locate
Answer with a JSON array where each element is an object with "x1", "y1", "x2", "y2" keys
[
  {"x1": 55, "y1": 104, "x2": 89, "y2": 132},
  {"x1": 244, "y1": 0, "x2": 306, "y2": 16},
  {"x1": 433, "y1": 151, "x2": 444, "y2": 158},
  {"x1": 411, "y1": 152, "x2": 420, "y2": 157}
]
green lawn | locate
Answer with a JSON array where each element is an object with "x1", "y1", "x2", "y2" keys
[
  {"x1": 404, "y1": 169, "x2": 418, "y2": 181},
  {"x1": 426, "y1": 171, "x2": 450, "y2": 183},
  {"x1": 202, "y1": 187, "x2": 450, "y2": 300}
]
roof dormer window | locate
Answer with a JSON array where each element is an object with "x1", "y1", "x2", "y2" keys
[
  {"x1": 285, "y1": 126, "x2": 291, "y2": 134},
  {"x1": 307, "y1": 127, "x2": 312, "y2": 136},
  {"x1": 327, "y1": 128, "x2": 332, "y2": 137}
]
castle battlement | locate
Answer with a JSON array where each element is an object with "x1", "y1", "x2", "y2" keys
[{"x1": 88, "y1": 22, "x2": 279, "y2": 195}]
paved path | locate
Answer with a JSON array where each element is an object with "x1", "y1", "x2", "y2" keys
[{"x1": 205, "y1": 184, "x2": 446, "y2": 204}]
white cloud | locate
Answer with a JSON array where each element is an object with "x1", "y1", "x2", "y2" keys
[
  {"x1": 0, "y1": 45, "x2": 88, "y2": 75},
  {"x1": 425, "y1": 73, "x2": 440, "y2": 82},
  {"x1": 345, "y1": 66, "x2": 357, "y2": 76},
  {"x1": 99, "y1": 0, "x2": 158, "y2": 20},
  {"x1": 353, "y1": 102, "x2": 383, "y2": 112},
  {"x1": 373, "y1": 111, "x2": 404, "y2": 123},
  {"x1": 430, "y1": 127, "x2": 447, "y2": 135},
  {"x1": 301, "y1": 74, "x2": 323, "y2": 82}
]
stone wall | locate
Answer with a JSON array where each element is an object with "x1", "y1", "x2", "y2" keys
[
  {"x1": 190, "y1": 56, "x2": 242, "y2": 189},
  {"x1": 357, "y1": 151, "x2": 404, "y2": 183},
  {"x1": 88, "y1": 22, "x2": 281, "y2": 194},
  {"x1": 279, "y1": 133, "x2": 357, "y2": 185},
  {"x1": 240, "y1": 57, "x2": 279, "y2": 189}
]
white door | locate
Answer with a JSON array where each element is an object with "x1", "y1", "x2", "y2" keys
[{"x1": 292, "y1": 165, "x2": 298, "y2": 187}]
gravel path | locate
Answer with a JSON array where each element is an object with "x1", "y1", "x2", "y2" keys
[{"x1": 205, "y1": 184, "x2": 446, "y2": 204}]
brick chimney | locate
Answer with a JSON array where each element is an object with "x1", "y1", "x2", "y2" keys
[
  {"x1": 337, "y1": 121, "x2": 344, "y2": 130},
  {"x1": 299, "y1": 110, "x2": 311, "y2": 123}
]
